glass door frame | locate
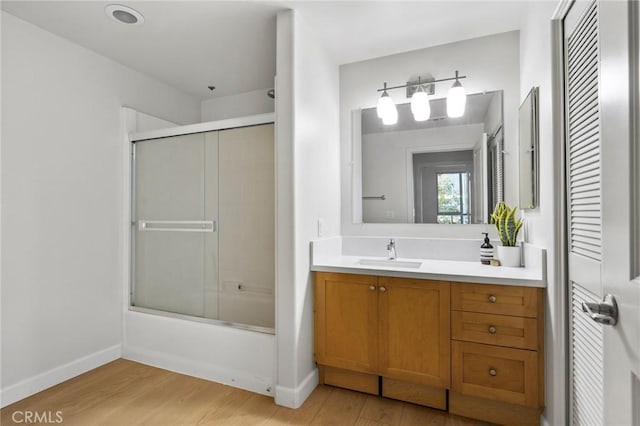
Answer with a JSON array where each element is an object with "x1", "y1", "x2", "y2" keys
[{"x1": 127, "y1": 113, "x2": 276, "y2": 335}]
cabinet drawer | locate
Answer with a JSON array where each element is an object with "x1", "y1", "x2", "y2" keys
[
  {"x1": 452, "y1": 341, "x2": 539, "y2": 407},
  {"x1": 452, "y1": 282, "x2": 539, "y2": 318},
  {"x1": 452, "y1": 311, "x2": 538, "y2": 350}
]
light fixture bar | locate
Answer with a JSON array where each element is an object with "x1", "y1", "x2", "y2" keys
[{"x1": 376, "y1": 74, "x2": 467, "y2": 92}]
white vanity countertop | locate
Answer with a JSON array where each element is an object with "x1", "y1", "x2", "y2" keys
[{"x1": 311, "y1": 237, "x2": 547, "y2": 288}]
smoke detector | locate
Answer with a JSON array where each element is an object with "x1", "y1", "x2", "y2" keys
[{"x1": 105, "y1": 5, "x2": 145, "y2": 25}]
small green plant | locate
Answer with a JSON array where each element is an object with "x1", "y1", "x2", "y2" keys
[{"x1": 490, "y1": 202, "x2": 523, "y2": 247}]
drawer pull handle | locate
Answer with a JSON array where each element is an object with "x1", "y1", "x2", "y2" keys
[
  {"x1": 488, "y1": 326, "x2": 497, "y2": 334},
  {"x1": 379, "y1": 286, "x2": 387, "y2": 292},
  {"x1": 489, "y1": 368, "x2": 497, "y2": 377},
  {"x1": 488, "y1": 295, "x2": 497, "y2": 303},
  {"x1": 369, "y1": 285, "x2": 376, "y2": 291}
]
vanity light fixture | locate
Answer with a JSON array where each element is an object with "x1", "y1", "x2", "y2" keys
[
  {"x1": 382, "y1": 105, "x2": 398, "y2": 125},
  {"x1": 410, "y1": 77, "x2": 431, "y2": 122},
  {"x1": 446, "y1": 70, "x2": 467, "y2": 118},
  {"x1": 376, "y1": 82, "x2": 398, "y2": 125},
  {"x1": 376, "y1": 71, "x2": 467, "y2": 125}
]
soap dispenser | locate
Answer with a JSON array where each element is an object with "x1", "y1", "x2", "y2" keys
[{"x1": 480, "y1": 232, "x2": 494, "y2": 265}]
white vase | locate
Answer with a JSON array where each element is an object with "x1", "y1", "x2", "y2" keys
[{"x1": 497, "y1": 245, "x2": 522, "y2": 267}]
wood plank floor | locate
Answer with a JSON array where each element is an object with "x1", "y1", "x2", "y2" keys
[{"x1": 1, "y1": 359, "x2": 489, "y2": 425}]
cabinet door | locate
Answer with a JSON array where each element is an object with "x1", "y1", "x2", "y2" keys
[
  {"x1": 378, "y1": 277, "x2": 450, "y2": 388},
  {"x1": 314, "y1": 272, "x2": 378, "y2": 373}
]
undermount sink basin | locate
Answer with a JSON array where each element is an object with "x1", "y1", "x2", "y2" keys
[{"x1": 358, "y1": 259, "x2": 422, "y2": 269}]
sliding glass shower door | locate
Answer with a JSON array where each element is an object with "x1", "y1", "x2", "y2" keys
[
  {"x1": 131, "y1": 124, "x2": 274, "y2": 330},
  {"x1": 132, "y1": 132, "x2": 219, "y2": 319}
]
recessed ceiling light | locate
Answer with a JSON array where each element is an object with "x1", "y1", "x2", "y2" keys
[{"x1": 105, "y1": 4, "x2": 144, "y2": 25}]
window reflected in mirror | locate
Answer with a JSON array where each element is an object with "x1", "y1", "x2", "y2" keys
[{"x1": 436, "y1": 171, "x2": 471, "y2": 224}]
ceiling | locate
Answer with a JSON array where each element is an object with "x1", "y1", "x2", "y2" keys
[
  {"x1": 1, "y1": 1, "x2": 527, "y2": 101},
  {"x1": 362, "y1": 91, "x2": 500, "y2": 134}
]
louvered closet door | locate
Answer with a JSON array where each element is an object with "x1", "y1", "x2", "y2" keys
[{"x1": 564, "y1": 1, "x2": 604, "y2": 425}]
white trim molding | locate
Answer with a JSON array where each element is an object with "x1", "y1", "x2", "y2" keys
[
  {"x1": 274, "y1": 368, "x2": 318, "y2": 409},
  {"x1": 548, "y1": 1, "x2": 572, "y2": 425},
  {"x1": 0, "y1": 345, "x2": 122, "y2": 408},
  {"x1": 631, "y1": 0, "x2": 640, "y2": 278}
]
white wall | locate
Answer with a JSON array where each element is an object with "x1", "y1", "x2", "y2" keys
[
  {"x1": 201, "y1": 88, "x2": 274, "y2": 122},
  {"x1": 483, "y1": 91, "x2": 503, "y2": 135},
  {"x1": 362, "y1": 124, "x2": 483, "y2": 222},
  {"x1": 275, "y1": 9, "x2": 341, "y2": 408},
  {"x1": 519, "y1": 3, "x2": 564, "y2": 426},
  {"x1": 340, "y1": 31, "x2": 519, "y2": 238},
  {"x1": 134, "y1": 111, "x2": 177, "y2": 132},
  {"x1": 1, "y1": 12, "x2": 200, "y2": 406}
]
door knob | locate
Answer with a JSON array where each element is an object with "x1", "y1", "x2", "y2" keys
[
  {"x1": 582, "y1": 294, "x2": 618, "y2": 326},
  {"x1": 488, "y1": 295, "x2": 497, "y2": 303},
  {"x1": 379, "y1": 286, "x2": 387, "y2": 292},
  {"x1": 369, "y1": 285, "x2": 376, "y2": 291},
  {"x1": 488, "y1": 326, "x2": 497, "y2": 334},
  {"x1": 489, "y1": 368, "x2": 497, "y2": 376}
]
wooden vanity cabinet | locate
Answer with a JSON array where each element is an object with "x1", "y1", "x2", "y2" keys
[
  {"x1": 449, "y1": 282, "x2": 545, "y2": 426},
  {"x1": 314, "y1": 273, "x2": 545, "y2": 425},
  {"x1": 314, "y1": 272, "x2": 450, "y2": 408}
]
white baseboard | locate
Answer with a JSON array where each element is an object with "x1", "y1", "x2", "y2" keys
[
  {"x1": 1, "y1": 344, "x2": 122, "y2": 408},
  {"x1": 274, "y1": 368, "x2": 318, "y2": 409},
  {"x1": 123, "y1": 345, "x2": 274, "y2": 397}
]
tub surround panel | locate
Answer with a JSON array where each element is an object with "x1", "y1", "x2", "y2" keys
[
  {"x1": 312, "y1": 237, "x2": 546, "y2": 287},
  {"x1": 123, "y1": 311, "x2": 274, "y2": 397}
]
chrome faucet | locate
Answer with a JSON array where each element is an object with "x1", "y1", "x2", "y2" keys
[{"x1": 387, "y1": 239, "x2": 396, "y2": 260}]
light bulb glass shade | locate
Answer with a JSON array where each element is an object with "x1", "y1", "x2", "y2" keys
[
  {"x1": 411, "y1": 89, "x2": 431, "y2": 121},
  {"x1": 381, "y1": 103, "x2": 398, "y2": 125},
  {"x1": 377, "y1": 91, "x2": 394, "y2": 118},
  {"x1": 447, "y1": 81, "x2": 466, "y2": 118}
]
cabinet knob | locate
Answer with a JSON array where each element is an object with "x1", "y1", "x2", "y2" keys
[
  {"x1": 489, "y1": 368, "x2": 497, "y2": 377},
  {"x1": 488, "y1": 295, "x2": 497, "y2": 303},
  {"x1": 369, "y1": 285, "x2": 376, "y2": 291},
  {"x1": 379, "y1": 286, "x2": 387, "y2": 292},
  {"x1": 488, "y1": 325, "x2": 497, "y2": 334}
]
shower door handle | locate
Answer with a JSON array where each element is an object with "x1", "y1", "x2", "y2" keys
[{"x1": 138, "y1": 220, "x2": 215, "y2": 232}]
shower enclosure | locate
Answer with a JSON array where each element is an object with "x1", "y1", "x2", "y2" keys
[{"x1": 130, "y1": 122, "x2": 274, "y2": 331}]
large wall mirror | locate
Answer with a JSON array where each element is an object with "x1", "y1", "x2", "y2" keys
[{"x1": 360, "y1": 91, "x2": 504, "y2": 224}]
